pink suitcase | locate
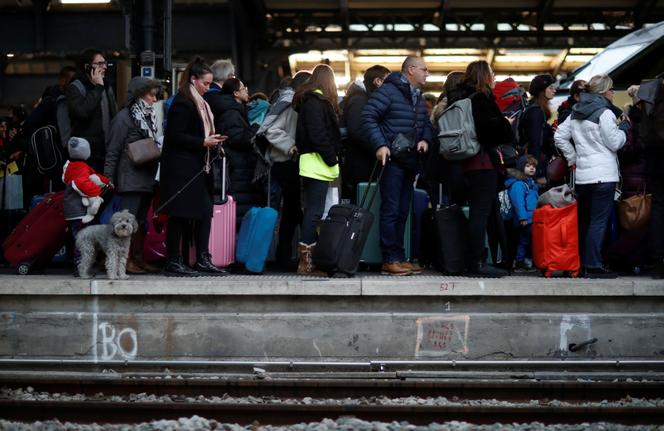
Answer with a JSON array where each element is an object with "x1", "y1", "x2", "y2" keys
[{"x1": 189, "y1": 156, "x2": 236, "y2": 267}]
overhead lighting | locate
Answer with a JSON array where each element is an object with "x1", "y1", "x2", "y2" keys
[
  {"x1": 494, "y1": 55, "x2": 552, "y2": 63},
  {"x1": 60, "y1": 0, "x2": 111, "y2": 3},
  {"x1": 6, "y1": 53, "x2": 15, "y2": 58}
]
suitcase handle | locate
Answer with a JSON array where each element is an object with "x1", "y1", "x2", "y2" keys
[{"x1": 359, "y1": 160, "x2": 385, "y2": 210}]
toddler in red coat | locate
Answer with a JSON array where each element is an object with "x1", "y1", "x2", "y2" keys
[{"x1": 63, "y1": 137, "x2": 111, "y2": 224}]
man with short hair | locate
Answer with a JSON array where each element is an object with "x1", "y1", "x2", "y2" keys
[{"x1": 362, "y1": 56, "x2": 432, "y2": 276}]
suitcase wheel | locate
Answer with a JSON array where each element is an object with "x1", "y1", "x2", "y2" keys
[
  {"x1": 570, "y1": 270, "x2": 580, "y2": 278},
  {"x1": 16, "y1": 261, "x2": 32, "y2": 275},
  {"x1": 543, "y1": 270, "x2": 553, "y2": 278}
]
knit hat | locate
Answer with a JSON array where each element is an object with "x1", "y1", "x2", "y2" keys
[
  {"x1": 528, "y1": 74, "x2": 556, "y2": 97},
  {"x1": 516, "y1": 155, "x2": 535, "y2": 172},
  {"x1": 126, "y1": 76, "x2": 162, "y2": 105},
  {"x1": 68, "y1": 137, "x2": 91, "y2": 161}
]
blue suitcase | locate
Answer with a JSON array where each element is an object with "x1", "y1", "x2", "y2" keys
[{"x1": 235, "y1": 172, "x2": 278, "y2": 273}]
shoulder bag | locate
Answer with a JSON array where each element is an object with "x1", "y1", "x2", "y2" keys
[{"x1": 127, "y1": 138, "x2": 160, "y2": 166}]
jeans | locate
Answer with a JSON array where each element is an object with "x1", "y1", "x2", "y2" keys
[
  {"x1": 379, "y1": 162, "x2": 415, "y2": 263},
  {"x1": 515, "y1": 223, "x2": 532, "y2": 262},
  {"x1": 465, "y1": 169, "x2": 499, "y2": 263},
  {"x1": 300, "y1": 177, "x2": 329, "y2": 245},
  {"x1": 576, "y1": 181, "x2": 616, "y2": 269},
  {"x1": 650, "y1": 175, "x2": 664, "y2": 260}
]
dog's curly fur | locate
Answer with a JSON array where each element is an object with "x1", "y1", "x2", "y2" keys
[{"x1": 75, "y1": 210, "x2": 138, "y2": 279}]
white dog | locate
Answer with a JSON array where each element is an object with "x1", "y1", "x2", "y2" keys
[{"x1": 75, "y1": 210, "x2": 138, "y2": 279}]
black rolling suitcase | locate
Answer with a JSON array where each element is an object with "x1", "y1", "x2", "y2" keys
[
  {"x1": 424, "y1": 184, "x2": 469, "y2": 274},
  {"x1": 313, "y1": 162, "x2": 384, "y2": 277}
]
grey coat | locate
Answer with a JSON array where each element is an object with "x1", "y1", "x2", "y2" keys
[{"x1": 104, "y1": 108, "x2": 159, "y2": 194}]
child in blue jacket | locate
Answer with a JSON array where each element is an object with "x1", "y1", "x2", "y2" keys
[{"x1": 505, "y1": 155, "x2": 539, "y2": 270}]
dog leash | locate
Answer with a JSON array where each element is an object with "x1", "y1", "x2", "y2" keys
[{"x1": 154, "y1": 146, "x2": 224, "y2": 215}]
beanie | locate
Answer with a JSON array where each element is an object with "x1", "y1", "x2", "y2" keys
[
  {"x1": 126, "y1": 76, "x2": 162, "y2": 105},
  {"x1": 516, "y1": 155, "x2": 530, "y2": 173},
  {"x1": 528, "y1": 74, "x2": 556, "y2": 97},
  {"x1": 68, "y1": 137, "x2": 91, "y2": 161}
]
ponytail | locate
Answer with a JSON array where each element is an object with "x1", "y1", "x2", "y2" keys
[{"x1": 179, "y1": 56, "x2": 212, "y2": 104}]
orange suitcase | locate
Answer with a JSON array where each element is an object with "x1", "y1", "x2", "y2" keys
[{"x1": 532, "y1": 202, "x2": 580, "y2": 278}]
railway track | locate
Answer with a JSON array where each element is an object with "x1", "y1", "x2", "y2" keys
[{"x1": 1, "y1": 362, "x2": 664, "y2": 426}]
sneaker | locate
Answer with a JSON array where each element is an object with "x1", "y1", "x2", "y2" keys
[
  {"x1": 584, "y1": 267, "x2": 618, "y2": 279},
  {"x1": 400, "y1": 261, "x2": 423, "y2": 274},
  {"x1": 514, "y1": 260, "x2": 536, "y2": 273},
  {"x1": 381, "y1": 262, "x2": 412, "y2": 276},
  {"x1": 469, "y1": 262, "x2": 508, "y2": 278}
]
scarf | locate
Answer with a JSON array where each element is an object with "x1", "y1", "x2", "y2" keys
[
  {"x1": 189, "y1": 83, "x2": 216, "y2": 172},
  {"x1": 130, "y1": 98, "x2": 158, "y2": 139}
]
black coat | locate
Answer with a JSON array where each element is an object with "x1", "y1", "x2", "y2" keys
[
  {"x1": 341, "y1": 83, "x2": 375, "y2": 186},
  {"x1": 66, "y1": 74, "x2": 117, "y2": 171},
  {"x1": 295, "y1": 90, "x2": 341, "y2": 167},
  {"x1": 159, "y1": 93, "x2": 214, "y2": 220},
  {"x1": 206, "y1": 91, "x2": 263, "y2": 222}
]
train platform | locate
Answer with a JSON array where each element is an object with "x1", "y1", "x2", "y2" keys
[{"x1": 0, "y1": 273, "x2": 662, "y2": 365}]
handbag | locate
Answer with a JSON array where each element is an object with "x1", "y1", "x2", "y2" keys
[
  {"x1": 127, "y1": 138, "x2": 160, "y2": 165},
  {"x1": 618, "y1": 191, "x2": 652, "y2": 231},
  {"x1": 389, "y1": 132, "x2": 415, "y2": 164},
  {"x1": 491, "y1": 144, "x2": 519, "y2": 169},
  {"x1": 547, "y1": 156, "x2": 568, "y2": 183}
]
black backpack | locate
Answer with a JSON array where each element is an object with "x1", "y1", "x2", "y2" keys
[
  {"x1": 638, "y1": 78, "x2": 664, "y2": 152},
  {"x1": 29, "y1": 125, "x2": 64, "y2": 177}
]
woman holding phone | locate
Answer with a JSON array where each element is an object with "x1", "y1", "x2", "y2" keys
[{"x1": 160, "y1": 57, "x2": 227, "y2": 276}]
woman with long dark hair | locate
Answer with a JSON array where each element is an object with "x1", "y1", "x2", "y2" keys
[
  {"x1": 455, "y1": 60, "x2": 514, "y2": 277},
  {"x1": 292, "y1": 64, "x2": 341, "y2": 274},
  {"x1": 159, "y1": 57, "x2": 227, "y2": 276},
  {"x1": 521, "y1": 74, "x2": 556, "y2": 185}
]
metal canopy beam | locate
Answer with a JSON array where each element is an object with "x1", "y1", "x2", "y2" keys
[{"x1": 264, "y1": 5, "x2": 664, "y2": 49}]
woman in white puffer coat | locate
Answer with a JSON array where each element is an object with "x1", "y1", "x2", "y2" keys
[{"x1": 554, "y1": 74, "x2": 630, "y2": 279}]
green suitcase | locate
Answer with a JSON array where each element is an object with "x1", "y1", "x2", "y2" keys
[{"x1": 357, "y1": 183, "x2": 411, "y2": 265}]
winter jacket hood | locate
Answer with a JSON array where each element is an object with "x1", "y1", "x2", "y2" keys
[{"x1": 572, "y1": 93, "x2": 622, "y2": 123}]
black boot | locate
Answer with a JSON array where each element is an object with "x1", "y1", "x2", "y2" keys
[
  {"x1": 469, "y1": 261, "x2": 508, "y2": 278},
  {"x1": 163, "y1": 257, "x2": 200, "y2": 277},
  {"x1": 194, "y1": 252, "x2": 228, "y2": 275}
]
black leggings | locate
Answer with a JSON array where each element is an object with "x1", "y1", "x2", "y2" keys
[
  {"x1": 465, "y1": 169, "x2": 500, "y2": 263},
  {"x1": 166, "y1": 216, "x2": 211, "y2": 259}
]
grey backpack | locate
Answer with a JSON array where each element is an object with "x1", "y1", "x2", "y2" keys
[{"x1": 437, "y1": 94, "x2": 480, "y2": 160}]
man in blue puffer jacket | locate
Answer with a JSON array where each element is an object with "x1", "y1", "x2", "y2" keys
[{"x1": 361, "y1": 56, "x2": 433, "y2": 276}]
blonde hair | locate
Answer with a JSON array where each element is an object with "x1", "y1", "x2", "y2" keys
[{"x1": 583, "y1": 74, "x2": 613, "y2": 94}]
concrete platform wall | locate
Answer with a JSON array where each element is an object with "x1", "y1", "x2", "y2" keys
[{"x1": 0, "y1": 276, "x2": 663, "y2": 362}]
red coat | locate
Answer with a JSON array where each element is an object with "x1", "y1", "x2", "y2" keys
[{"x1": 62, "y1": 160, "x2": 110, "y2": 197}]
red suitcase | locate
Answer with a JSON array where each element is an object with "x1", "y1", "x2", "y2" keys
[
  {"x1": 3, "y1": 191, "x2": 69, "y2": 275},
  {"x1": 188, "y1": 156, "x2": 236, "y2": 267},
  {"x1": 532, "y1": 202, "x2": 580, "y2": 278},
  {"x1": 144, "y1": 199, "x2": 167, "y2": 262}
]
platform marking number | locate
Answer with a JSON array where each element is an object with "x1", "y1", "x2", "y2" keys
[
  {"x1": 98, "y1": 322, "x2": 138, "y2": 360},
  {"x1": 440, "y1": 282, "x2": 454, "y2": 292}
]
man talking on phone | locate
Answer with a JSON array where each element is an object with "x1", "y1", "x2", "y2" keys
[{"x1": 66, "y1": 48, "x2": 117, "y2": 172}]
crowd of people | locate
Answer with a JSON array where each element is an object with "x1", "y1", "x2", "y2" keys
[{"x1": 1, "y1": 48, "x2": 663, "y2": 280}]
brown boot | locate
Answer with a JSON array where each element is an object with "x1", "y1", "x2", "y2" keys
[
  {"x1": 133, "y1": 229, "x2": 160, "y2": 273},
  {"x1": 297, "y1": 242, "x2": 314, "y2": 274}
]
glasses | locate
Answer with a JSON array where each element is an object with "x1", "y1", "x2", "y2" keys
[
  {"x1": 238, "y1": 86, "x2": 249, "y2": 93},
  {"x1": 91, "y1": 61, "x2": 108, "y2": 67}
]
